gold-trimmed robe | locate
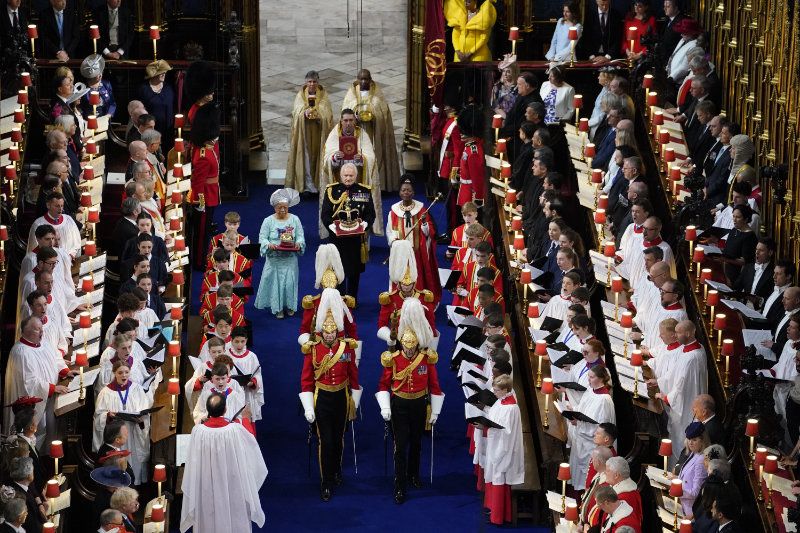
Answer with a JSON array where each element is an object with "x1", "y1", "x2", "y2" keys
[{"x1": 286, "y1": 86, "x2": 334, "y2": 193}]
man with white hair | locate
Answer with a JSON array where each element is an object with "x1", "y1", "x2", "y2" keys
[
  {"x1": 142, "y1": 128, "x2": 167, "y2": 184},
  {"x1": 8, "y1": 457, "x2": 44, "y2": 532},
  {"x1": 1, "y1": 497, "x2": 29, "y2": 532},
  {"x1": 125, "y1": 100, "x2": 147, "y2": 144},
  {"x1": 125, "y1": 140, "x2": 148, "y2": 182},
  {"x1": 604, "y1": 456, "x2": 642, "y2": 523},
  {"x1": 3, "y1": 317, "x2": 75, "y2": 446},
  {"x1": 129, "y1": 161, "x2": 166, "y2": 238},
  {"x1": 581, "y1": 446, "x2": 615, "y2": 528}
]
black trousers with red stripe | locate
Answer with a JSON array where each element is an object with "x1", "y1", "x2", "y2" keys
[
  {"x1": 190, "y1": 205, "x2": 215, "y2": 271},
  {"x1": 315, "y1": 388, "x2": 348, "y2": 490}
]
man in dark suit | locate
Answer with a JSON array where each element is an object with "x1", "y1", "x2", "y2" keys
[
  {"x1": 97, "y1": 420, "x2": 137, "y2": 484},
  {"x1": 576, "y1": 0, "x2": 624, "y2": 62},
  {"x1": 712, "y1": 492, "x2": 745, "y2": 533},
  {"x1": 686, "y1": 101, "x2": 716, "y2": 156},
  {"x1": 767, "y1": 286, "x2": 800, "y2": 356},
  {"x1": 674, "y1": 76, "x2": 710, "y2": 131},
  {"x1": 109, "y1": 198, "x2": 142, "y2": 277},
  {"x1": 733, "y1": 237, "x2": 776, "y2": 301},
  {"x1": 0, "y1": 0, "x2": 28, "y2": 44},
  {"x1": 37, "y1": 0, "x2": 81, "y2": 61},
  {"x1": 704, "y1": 122, "x2": 737, "y2": 206},
  {"x1": 5, "y1": 404, "x2": 47, "y2": 491},
  {"x1": 757, "y1": 261, "x2": 796, "y2": 329},
  {"x1": 657, "y1": 0, "x2": 687, "y2": 61},
  {"x1": 9, "y1": 457, "x2": 45, "y2": 533},
  {"x1": 693, "y1": 394, "x2": 725, "y2": 446},
  {"x1": 510, "y1": 122, "x2": 535, "y2": 193},
  {"x1": 610, "y1": 181, "x2": 648, "y2": 237},
  {"x1": 593, "y1": 112, "x2": 630, "y2": 170},
  {"x1": 93, "y1": 0, "x2": 134, "y2": 59},
  {"x1": 499, "y1": 72, "x2": 542, "y2": 162}
]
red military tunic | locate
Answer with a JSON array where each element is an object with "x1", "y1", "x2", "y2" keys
[
  {"x1": 377, "y1": 290, "x2": 437, "y2": 339},
  {"x1": 378, "y1": 349, "x2": 442, "y2": 399},
  {"x1": 299, "y1": 293, "x2": 358, "y2": 340},
  {"x1": 439, "y1": 116, "x2": 464, "y2": 180},
  {"x1": 191, "y1": 143, "x2": 220, "y2": 208},
  {"x1": 200, "y1": 270, "x2": 245, "y2": 296},
  {"x1": 457, "y1": 138, "x2": 485, "y2": 206},
  {"x1": 300, "y1": 339, "x2": 360, "y2": 393}
]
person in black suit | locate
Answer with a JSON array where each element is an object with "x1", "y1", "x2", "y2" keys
[
  {"x1": 672, "y1": 76, "x2": 710, "y2": 131},
  {"x1": 109, "y1": 198, "x2": 143, "y2": 277},
  {"x1": 0, "y1": 498, "x2": 28, "y2": 532},
  {"x1": 37, "y1": 0, "x2": 81, "y2": 61},
  {"x1": 692, "y1": 394, "x2": 725, "y2": 446},
  {"x1": 657, "y1": 0, "x2": 687, "y2": 61},
  {"x1": 0, "y1": 0, "x2": 28, "y2": 46},
  {"x1": 685, "y1": 100, "x2": 716, "y2": 155},
  {"x1": 712, "y1": 491, "x2": 745, "y2": 533},
  {"x1": 90, "y1": 466, "x2": 132, "y2": 529},
  {"x1": 499, "y1": 72, "x2": 542, "y2": 162},
  {"x1": 576, "y1": 0, "x2": 624, "y2": 62},
  {"x1": 5, "y1": 405, "x2": 46, "y2": 491},
  {"x1": 764, "y1": 286, "x2": 800, "y2": 357},
  {"x1": 510, "y1": 122, "x2": 535, "y2": 193},
  {"x1": 733, "y1": 237, "x2": 776, "y2": 302},
  {"x1": 704, "y1": 122, "x2": 738, "y2": 206},
  {"x1": 8, "y1": 457, "x2": 45, "y2": 533},
  {"x1": 757, "y1": 261, "x2": 796, "y2": 330},
  {"x1": 96, "y1": 420, "x2": 136, "y2": 484},
  {"x1": 93, "y1": 0, "x2": 135, "y2": 59}
]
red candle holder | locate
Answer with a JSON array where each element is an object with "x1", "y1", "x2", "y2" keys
[
  {"x1": 509, "y1": 26, "x2": 520, "y2": 41},
  {"x1": 174, "y1": 236, "x2": 186, "y2": 252},
  {"x1": 505, "y1": 189, "x2": 517, "y2": 204},
  {"x1": 149, "y1": 26, "x2": 161, "y2": 40},
  {"x1": 643, "y1": 74, "x2": 654, "y2": 89},
  {"x1": 17, "y1": 90, "x2": 28, "y2": 106},
  {"x1": 173, "y1": 163, "x2": 184, "y2": 179},
  {"x1": 171, "y1": 190, "x2": 183, "y2": 205},
  {"x1": 167, "y1": 377, "x2": 180, "y2": 395},
  {"x1": 169, "y1": 216, "x2": 181, "y2": 231},
  {"x1": 84, "y1": 241, "x2": 97, "y2": 257},
  {"x1": 520, "y1": 268, "x2": 532, "y2": 284},
  {"x1": 0, "y1": 226, "x2": 8, "y2": 241},
  {"x1": 13, "y1": 108, "x2": 24, "y2": 123},
  {"x1": 87, "y1": 115, "x2": 99, "y2": 131},
  {"x1": 175, "y1": 114, "x2": 185, "y2": 129},
  {"x1": 170, "y1": 305, "x2": 183, "y2": 320},
  {"x1": 20, "y1": 72, "x2": 31, "y2": 87},
  {"x1": 172, "y1": 269, "x2": 184, "y2": 285},
  {"x1": 174, "y1": 138, "x2": 185, "y2": 153},
  {"x1": 573, "y1": 94, "x2": 583, "y2": 109},
  {"x1": 568, "y1": 26, "x2": 578, "y2": 40},
  {"x1": 10, "y1": 128, "x2": 22, "y2": 143},
  {"x1": 597, "y1": 195, "x2": 609, "y2": 210},
  {"x1": 86, "y1": 140, "x2": 98, "y2": 154},
  {"x1": 81, "y1": 276, "x2": 94, "y2": 293},
  {"x1": 594, "y1": 209, "x2": 606, "y2": 224},
  {"x1": 500, "y1": 162, "x2": 512, "y2": 178},
  {"x1": 88, "y1": 207, "x2": 100, "y2": 223},
  {"x1": 89, "y1": 91, "x2": 100, "y2": 106},
  {"x1": 79, "y1": 312, "x2": 91, "y2": 329},
  {"x1": 611, "y1": 277, "x2": 623, "y2": 293},
  {"x1": 584, "y1": 143, "x2": 596, "y2": 159},
  {"x1": 578, "y1": 118, "x2": 589, "y2": 133},
  {"x1": 511, "y1": 216, "x2": 523, "y2": 231},
  {"x1": 646, "y1": 91, "x2": 658, "y2": 107},
  {"x1": 80, "y1": 192, "x2": 92, "y2": 208},
  {"x1": 75, "y1": 350, "x2": 89, "y2": 367},
  {"x1": 528, "y1": 302, "x2": 540, "y2": 319},
  {"x1": 89, "y1": 25, "x2": 100, "y2": 39},
  {"x1": 83, "y1": 166, "x2": 95, "y2": 180},
  {"x1": 492, "y1": 115, "x2": 503, "y2": 129},
  {"x1": 591, "y1": 169, "x2": 603, "y2": 184}
]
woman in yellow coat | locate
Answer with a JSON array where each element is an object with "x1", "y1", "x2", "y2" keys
[{"x1": 444, "y1": 0, "x2": 497, "y2": 62}]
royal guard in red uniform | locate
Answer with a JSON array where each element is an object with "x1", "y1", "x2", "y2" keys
[
  {"x1": 456, "y1": 105, "x2": 486, "y2": 207},
  {"x1": 298, "y1": 289, "x2": 362, "y2": 502},
  {"x1": 299, "y1": 244, "x2": 358, "y2": 346},
  {"x1": 376, "y1": 298, "x2": 445, "y2": 504},
  {"x1": 189, "y1": 103, "x2": 221, "y2": 271},
  {"x1": 438, "y1": 102, "x2": 464, "y2": 233},
  {"x1": 377, "y1": 241, "x2": 438, "y2": 350}
]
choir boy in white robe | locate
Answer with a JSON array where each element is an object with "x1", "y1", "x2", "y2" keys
[
  {"x1": 20, "y1": 247, "x2": 82, "y2": 317},
  {"x1": 192, "y1": 359, "x2": 252, "y2": 434},
  {"x1": 198, "y1": 310, "x2": 233, "y2": 363},
  {"x1": 104, "y1": 293, "x2": 151, "y2": 349},
  {"x1": 562, "y1": 338, "x2": 606, "y2": 408},
  {"x1": 27, "y1": 191, "x2": 81, "y2": 258},
  {"x1": 21, "y1": 224, "x2": 74, "y2": 294},
  {"x1": 180, "y1": 393, "x2": 267, "y2": 533},
  {"x1": 482, "y1": 374, "x2": 525, "y2": 526},
  {"x1": 616, "y1": 199, "x2": 650, "y2": 265},
  {"x1": 3, "y1": 317, "x2": 74, "y2": 445},
  {"x1": 93, "y1": 360, "x2": 153, "y2": 484},
  {"x1": 654, "y1": 320, "x2": 708, "y2": 464},
  {"x1": 567, "y1": 365, "x2": 616, "y2": 490},
  {"x1": 540, "y1": 272, "x2": 582, "y2": 323},
  {"x1": 229, "y1": 326, "x2": 264, "y2": 422},
  {"x1": 185, "y1": 337, "x2": 226, "y2": 410}
]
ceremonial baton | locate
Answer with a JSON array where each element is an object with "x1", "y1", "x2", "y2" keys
[
  {"x1": 307, "y1": 423, "x2": 314, "y2": 478},
  {"x1": 430, "y1": 425, "x2": 435, "y2": 484},
  {"x1": 381, "y1": 193, "x2": 444, "y2": 265},
  {"x1": 351, "y1": 421, "x2": 358, "y2": 474},
  {"x1": 383, "y1": 421, "x2": 390, "y2": 477}
]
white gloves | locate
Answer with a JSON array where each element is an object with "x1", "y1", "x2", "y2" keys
[
  {"x1": 430, "y1": 394, "x2": 445, "y2": 426},
  {"x1": 299, "y1": 391, "x2": 315, "y2": 423},
  {"x1": 457, "y1": 287, "x2": 468, "y2": 297},
  {"x1": 351, "y1": 387, "x2": 363, "y2": 411},
  {"x1": 376, "y1": 391, "x2": 391, "y2": 421},
  {"x1": 377, "y1": 326, "x2": 394, "y2": 346}
]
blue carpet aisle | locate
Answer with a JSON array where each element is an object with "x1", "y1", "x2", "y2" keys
[{"x1": 190, "y1": 182, "x2": 548, "y2": 532}]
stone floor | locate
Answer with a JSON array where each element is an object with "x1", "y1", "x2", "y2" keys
[{"x1": 259, "y1": 0, "x2": 408, "y2": 185}]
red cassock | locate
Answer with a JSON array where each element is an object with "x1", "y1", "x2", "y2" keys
[
  {"x1": 449, "y1": 224, "x2": 494, "y2": 249},
  {"x1": 457, "y1": 261, "x2": 503, "y2": 297},
  {"x1": 387, "y1": 202, "x2": 441, "y2": 303},
  {"x1": 200, "y1": 270, "x2": 245, "y2": 296},
  {"x1": 206, "y1": 251, "x2": 252, "y2": 283},
  {"x1": 450, "y1": 249, "x2": 498, "y2": 306},
  {"x1": 438, "y1": 116, "x2": 464, "y2": 180},
  {"x1": 207, "y1": 232, "x2": 247, "y2": 260},
  {"x1": 300, "y1": 340, "x2": 360, "y2": 393},
  {"x1": 377, "y1": 290, "x2": 437, "y2": 336},
  {"x1": 378, "y1": 350, "x2": 443, "y2": 397},
  {"x1": 457, "y1": 139, "x2": 485, "y2": 206},
  {"x1": 199, "y1": 293, "x2": 246, "y2": 326},
  {"x1": 586, "y1": 446, "x2": 617, "y2": 489},
  {"x1": 299, "y1": 293, "x2": 358, "y2": 340},
  {"x1": 467, "y1": 288, "x2": 505, "y2": 317}
]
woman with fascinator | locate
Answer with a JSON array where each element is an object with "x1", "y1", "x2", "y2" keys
[{"x1": 255, "y1": 188, "x2": 306, "y2": 318}]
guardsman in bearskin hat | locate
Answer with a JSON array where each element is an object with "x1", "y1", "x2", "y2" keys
[
  {"x1": 456, "y1": 104, "x2": 486, "y2": 207},
  {"x1": 189, "y1": 103, "x2": 221, "y2": 270}
]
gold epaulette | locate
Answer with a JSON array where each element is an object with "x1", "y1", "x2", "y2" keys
[
  {"x1": 378, "y1": 291, "x2": 391, "y2": 306},
  {"x1": 420, "y1": 289, "x2": 434, "y2": 303},
  {"x1": 380, "y1": 351, "x2": 395, "y2": 368},
  {"x1": 301, "y1": 341, "x2": 319, "y2": 354},
  {"x1": 301, "y1": 295, "x2": 316, "y2": 309},
  {"x1": 426, "y1": 350, "x2": 439, "y2": 364},
  {"x1": 343, "y1": 295, "x2": 356, "y2": 308},
  {"x1": 358, "y1": 183, "x2": 373, "y2": 190},
  {"x1": 325, "y1": 182, "x2": 337, "y2": 189},
  {"x1": 344, "y1": 338, "x2": 358, "y2": 349}
]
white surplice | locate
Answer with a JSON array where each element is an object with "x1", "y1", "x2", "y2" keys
[
  {"x1": 567, "y1": 388, "x2": 616, "y2": 489},
  {"x1": 662, "y1": 342, "x2": 708, "y2": 463},
  {"x1": 192, "y1": 380, "x2": 247, "y2": 425},
  {"x1": 27, "y1": 214, "x2": 81, "y2": 258},
  {"x1": 228, "y1": 347, "x2": 265, "y2": 422},
  {"x1": 179, "y1": 418, "x2": 267, "y2": 532},
  {"x1": 483, "y1": 394, "x2": 525, "y2": 486}
]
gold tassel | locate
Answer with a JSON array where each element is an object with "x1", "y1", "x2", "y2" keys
[
  {"x1": 348, "y1": 396, "x2": 357, "y2": 421},
  {"x1": 361, "y1": 236, "x2": 368, "y2": 263}
]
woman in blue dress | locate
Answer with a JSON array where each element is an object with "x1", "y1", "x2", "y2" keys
[
  {"x1": 545, "y1": 1, "x2": 582, "y2": 63},
  {"x1": 255, "y1": 188, "x2": 306, "y2": 318}
]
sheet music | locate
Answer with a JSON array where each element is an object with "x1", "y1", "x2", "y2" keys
[
  {"x1": 447, "y1": 306, "x2": 470, "y2": 326},
  {"x1": 54, "y1": 390, "x2": 81, "y2": 410},
  {"x1": 438, "y1": 268, "x2": 452, "y2": 287},
  {"x1": 67, "y1": 368, "x2": 100, "y2": 391},
  {"x1": 546, "y1": 490, "x2": 577, "y2": 513},
  {"x1": 701, "y1": 244, "x2": 723, "y2": 255},
  {"x1": 549, "y1": 364, "x2": 571, "y2": 384},
  {"x1": 705, "y1": 279, "x2": 734, "y2": 293},
  {"x1": 528, "y1": 328, "x2": 551, "y2": 341},
  {"x1": 106, "y1": 172, "x2": 127, "y2": 185},
  {"x1": 51, "y1": 488, "x2": 71, "y2": 513},
  {"x1": 645, "y1": 465, "x2": 670, "y2": 488},
  {"x1": 722, "y1": 299, "x2": 765, "y2": 320},
  {"x1": 742, "y1": 329, "x2": 776, "y2": 360}
]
